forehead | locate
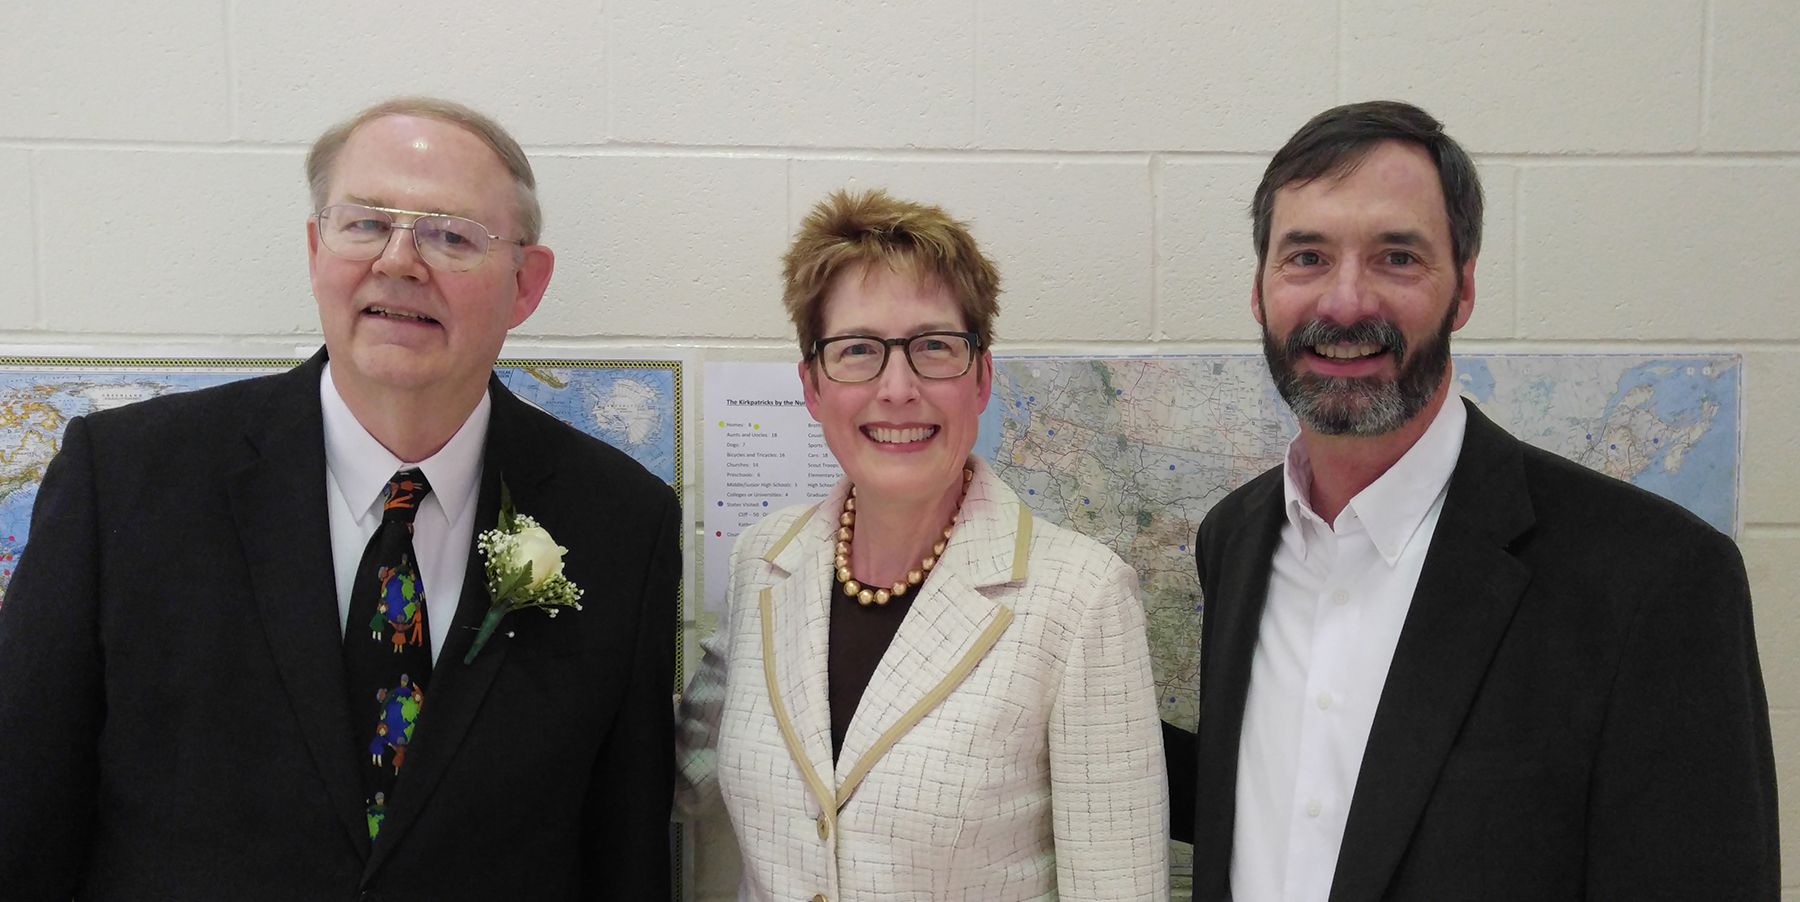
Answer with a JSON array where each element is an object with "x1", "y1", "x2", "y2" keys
[
  {"x1": 1270, "y1": 140, "x2": 1450, "y2": 242},
  {"x1": 820, "y1": 263, "x2": 965, "y2": 333},
  {"x1": 328, "y1": 115, "x2": 516, "y2": 227}
]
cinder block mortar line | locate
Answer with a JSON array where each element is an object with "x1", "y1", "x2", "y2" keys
[
  {"x1": 1, "y1": 140, "x2": 1795, "y2": 166},
  {"x1": 0, "y1": 333, "x2": 1791, "y2": 354},
  {"x1": 1700, "y1": 0, "x2": 1715, "y2": 149},
  {"x1": 224, "y1": 0, "x2": 239, "y2": 140},
  {"x1": 0, "y1": 141, "x2": 305, "y2": 154},
  {"x1": 1149, "y1": 153, "x2": 1163, "y2": 340},
  {"x1": 1335, "y1": 0, "x2": 1347, "y2": 102},
  {"x1": 603, "y1": 0, "x2": 614, "y2": 142},
  {"x1": 27, "y1": 151, "x2": 43, "y2": 330},
  {"x1": 972, "y1": 0, "x2": 983, "y2": 147},
  {"x1": 1510, "y1": 168, "x2": 1522, "y2": 339}
]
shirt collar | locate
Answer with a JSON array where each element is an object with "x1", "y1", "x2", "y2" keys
[
  {"x1": 1281, "y1": 394, "x2": 1468, "y2": 565},
  {"x1": 320, "y1": 362, "x2": 490, "y2": 527}
]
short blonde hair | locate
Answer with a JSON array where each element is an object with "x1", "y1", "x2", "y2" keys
[
  {"x1": 781, "y1": 189, "x2": 1000, "y2": 358},
  {"x1": 305, "y1": 96, "x2": 543, "y2": 245}
]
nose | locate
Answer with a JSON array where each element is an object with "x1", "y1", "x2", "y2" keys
[
  {"x1": 1314, "y1": 259, "x2": 1379, "y2": 325},
  {"x1": 370, "y1": 224, "x2": 430, "y2": 281},
  {"x1": 873, "y1": 345, "x2": 923, "y2": 405}
]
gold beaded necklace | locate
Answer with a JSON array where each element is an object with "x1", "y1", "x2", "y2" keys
[{"x1": 834, "y1": 467, "x2": 974, "y2": 606}]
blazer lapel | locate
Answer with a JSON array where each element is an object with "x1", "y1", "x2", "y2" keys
[
  {"x1": 362, "y1": 377, "x2": 541, "y2": 876},
  {"x1": 831, "y1": 462, "x2": 1017, "y2": 808},
  {"x1": 1328, "y1": 402, "x2": 1535, "y2": 902},
  {"x1": 226, "y1": 353, "x2": 371, "y2": 857},
  {"x1": 1192, "y1": 471, "x2": 1286, "y2": 900},
  {"x1": 759, "y1": 499, "x2": 842, "y2": 819}
]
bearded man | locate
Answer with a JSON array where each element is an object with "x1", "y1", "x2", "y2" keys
[{"x1": 1162, "y1": 100, "x2": 1778, "y2": 902}]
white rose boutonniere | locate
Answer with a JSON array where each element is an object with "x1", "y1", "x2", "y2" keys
[{"x1": 465, "y1": 481, "x2": 585, "y2": 664}]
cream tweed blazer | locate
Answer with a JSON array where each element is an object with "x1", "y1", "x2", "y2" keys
[{"x1": 677, "y1": 458, "x2": 1169, "y2": 901}]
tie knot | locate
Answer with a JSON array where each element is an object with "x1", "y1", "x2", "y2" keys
[{"x1": 381, "y1": 470, "x2": 433, "y2": 524}]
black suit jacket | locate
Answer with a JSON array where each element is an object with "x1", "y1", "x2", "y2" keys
[
  {"x1": 0, "y1": 352, "x2": 680, "y2": 901},
  {"x1": 1166, "y1": 400, "x2": 1779, "y2": 901}
]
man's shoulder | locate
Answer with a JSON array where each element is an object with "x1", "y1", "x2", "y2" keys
[
  {"x1": 1511, "y1": 436, "x2": 1733, "y2": 554},
  {"x1": 79, "y1": 365, "x2": 307, "y2": 447},
  {"x1": 1201, "y1": 464, "x2": 1284, "y2": 534},
  {"x1": 495, "y1": 387, "x2": 675, "y2": 507}
]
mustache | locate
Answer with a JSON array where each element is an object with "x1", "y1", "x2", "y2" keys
[{"x1": 1280, "y1": 318, "x2": 1407, "y2": 360}]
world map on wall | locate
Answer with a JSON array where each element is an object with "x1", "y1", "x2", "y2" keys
[
  {"x1": 0, "y1": 358, "x2": 681, "y2": 599},
  {"x1": 972, "y1": 354, "x2": 1741, "y2": 733}
]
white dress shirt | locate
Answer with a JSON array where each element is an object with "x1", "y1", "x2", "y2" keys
[
  {"x1": 320, "y1": 363, "x2": 488, "y2": 665},
  {"x1": 1231, "y1": 397, "x2": 1467, "y2": 902}
]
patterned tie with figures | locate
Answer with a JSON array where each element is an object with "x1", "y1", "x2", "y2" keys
[{"x1": 343, "y1": 469, "x2": 433, "y2": 840}]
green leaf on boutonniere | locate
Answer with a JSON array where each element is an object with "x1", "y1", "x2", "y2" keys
[{"x1": 498, "y1": 480, "x2": 519, "y2": 534}]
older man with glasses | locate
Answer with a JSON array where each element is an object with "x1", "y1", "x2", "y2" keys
[{"x1": 0, "y1": 97, "x2": 682, "y2": 901}]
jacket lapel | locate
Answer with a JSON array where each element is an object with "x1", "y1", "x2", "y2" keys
[
  {"x1": 226, "y1": 352, "x2": 371, "y2": 857},
  {"x1": 1192, "y1": 470, "x2": 1286, "y2": 901},
  {"x1": 1328, "y1": 402, "x2": 1535, "y2": 902},
  {"x1": 362, "y1": 376, "x2": 544, "y2": 876},
  {"x1": 831, "y1": 461, "x2": 1016, "y2": 807},
  {"x1": 759, "y1": 497, "x2": 842, "y2": 819}
]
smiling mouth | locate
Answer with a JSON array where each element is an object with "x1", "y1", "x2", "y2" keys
[
  {"x1": 365, "y1": 305, "x2": 439, "y2": 324},
  {"x1": 1312, "y1": 341, "x2": 1385, "y2": 360},
  {"x1": 863, "y1": 425, "x2": 938, "y2": 444}
]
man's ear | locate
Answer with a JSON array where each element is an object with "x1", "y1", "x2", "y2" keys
[
  {"x1": 508, "y1": 245, "x2": 555, "y2": 328},
  {"x1": 1451, "y1": 256, "x2": 1476, "y2": 332},
  {"x1": 1251, "y1": 265, "x2": 1266, "y2": 326}
]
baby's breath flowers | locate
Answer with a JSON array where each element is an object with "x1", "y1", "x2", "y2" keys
[{"x1": 464, "y1": 483, "x2": 584, "y2": 664}]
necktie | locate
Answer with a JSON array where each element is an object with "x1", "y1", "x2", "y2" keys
[{"x1": 343, "y1": 469, "x2": 433, "y2": 840}]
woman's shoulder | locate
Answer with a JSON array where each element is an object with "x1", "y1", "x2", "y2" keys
[{"x1": 1016, "y1": 513, "x2": 1136, "y2": 596}]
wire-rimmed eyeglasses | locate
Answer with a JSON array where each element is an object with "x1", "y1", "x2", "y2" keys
[
  {"x1": 810, "y1": 332, "x2": 982, "y2": 383},
  {"x1": 314, "y1": 204, "x2": 524, "y2": 273}
]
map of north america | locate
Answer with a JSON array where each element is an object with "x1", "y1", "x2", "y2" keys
[{"x1": 972, "y1": 354, "x2": 1740, "y2": 732}]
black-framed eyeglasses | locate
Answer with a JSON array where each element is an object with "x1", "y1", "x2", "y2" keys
[
  {"x1": 314, "y1": 203, "x2": 525, "y2": 273},
  {"x1": 810, "y1": 331, "x2": 982, "y2": 383}
]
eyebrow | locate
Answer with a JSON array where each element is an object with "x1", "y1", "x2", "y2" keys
[
  {"x1": 1276, "y1": 228, "x2": 1435, "y2": 249},
  {"x1": 825, "y1": 322, "x2": 966, "y2": 338},
  {"x1": 343, "y1": 195, "x2": 480, "y2": 222},
  {"x1": 1277, "y1": 229, "x2": 1327, "y2": 248},
  {"x1": 1376, "y1": 230, "x2": 1430, "y2": 247}
]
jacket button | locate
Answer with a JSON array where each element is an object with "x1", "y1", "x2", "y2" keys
[{"x1": 816, "y1": 813, "x2": 830, "y2": 840}]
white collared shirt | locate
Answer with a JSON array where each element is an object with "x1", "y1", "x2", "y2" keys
[
  {"x1": 320, "y1": 363, "x2": 489, "y2": 665},
  {"x1": 1230, "y1": 397, "x2": 1468, "y2": 902}
]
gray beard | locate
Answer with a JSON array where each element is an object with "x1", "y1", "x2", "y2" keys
[{"x1": 1261, "y1": 302, "x2": 1456, "y2": 436}]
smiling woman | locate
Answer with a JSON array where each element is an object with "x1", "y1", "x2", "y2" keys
[{"x1": 675, "y1": 189, "x2": 1171, "y2": 902}]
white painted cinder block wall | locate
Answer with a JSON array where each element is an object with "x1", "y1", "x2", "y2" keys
[{"x1": 2, "y1": 0, "x2": 1796, "y2": 897}]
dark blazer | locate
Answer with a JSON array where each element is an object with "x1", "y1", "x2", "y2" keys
[
  {"x1": 0, "y1": 352, "x2": 680, "y2": 901},
  {"x1": 1165, "y1": 400, "x2": 1779, "y2": 901}
]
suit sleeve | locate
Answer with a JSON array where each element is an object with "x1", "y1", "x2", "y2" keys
[
  {"x1": 1160, "y1": 520, "x2": 1209, "y2": 847},
  {"x1": 1049, "y1": 557, "x2": 1171, "y2": 902},
  {"x1": 578, "y1": 488, "x2": 680, "y2": 902},
  {"x1": 1583, "y1": 529, "x2": 1780, "y2": 900},
  {"x1": 0, "y1": 416, "x2": 104, "y2": 899}
]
